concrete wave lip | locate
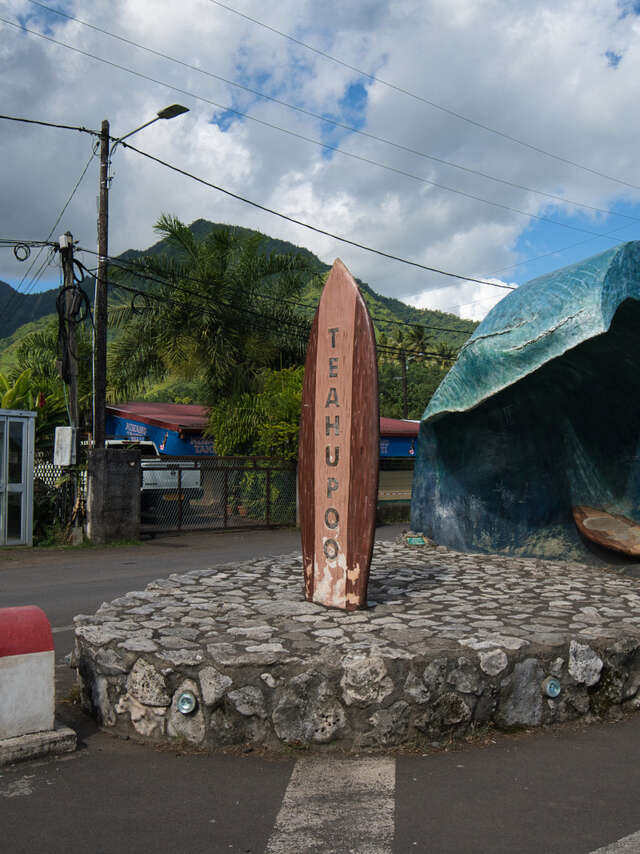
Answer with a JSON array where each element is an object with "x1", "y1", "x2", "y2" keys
[{"x1": 74, "y1": 539, "x2": 640, "y2": 752}]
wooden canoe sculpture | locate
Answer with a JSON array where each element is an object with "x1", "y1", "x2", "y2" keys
[
  {"x1": 299, "y1": 259, "x2": 379, "y2": 610},
  {"x1": 573, "y1": 505, "x2": 640, "y2": 557}
]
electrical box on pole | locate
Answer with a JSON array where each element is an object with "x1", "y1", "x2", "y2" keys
[{"x1": 54, "y1": 426, "x2": 77, "y2": 466}]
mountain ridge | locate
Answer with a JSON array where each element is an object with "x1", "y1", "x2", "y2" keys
[{"x1": 0, "y1": 220, "x2": 477, "y2": 367}]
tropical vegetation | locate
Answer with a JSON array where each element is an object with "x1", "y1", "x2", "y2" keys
[{"x1": 0, "y1": 217, "x2": 478, "y2": 458}]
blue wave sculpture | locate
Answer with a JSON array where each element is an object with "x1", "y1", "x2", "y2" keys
[{"x1": 411, "y1": 241, "x2": 640, "y2": 559}]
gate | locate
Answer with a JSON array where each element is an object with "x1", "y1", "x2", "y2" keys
[
  {"x1": 140, "y1": 456, "x2": 297, "y2": 534},
  {"x1": 0, "y1": 409, "x2": 36, "y2": 546}
]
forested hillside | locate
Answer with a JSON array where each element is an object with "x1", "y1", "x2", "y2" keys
[{"x1": 0, "y1": 219, "x2": 479, "y2": 422}]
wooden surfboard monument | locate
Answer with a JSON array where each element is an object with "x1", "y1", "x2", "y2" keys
[{"x1": 298, "y1": 259, "x2": 379, "y2": 610}]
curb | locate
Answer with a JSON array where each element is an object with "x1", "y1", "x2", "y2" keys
[{"x1": 0, "y1": 721, "x2": 77, "y2": 767}]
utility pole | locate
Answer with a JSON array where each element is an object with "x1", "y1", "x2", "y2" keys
[
  {"x1": 400, "y1": 348, "x2": 408, "y2": 419},
  {"x1": 59, "y1": 231, "x2": 84, "y2": 544},
  {"x1": 94, "y1": 118, "x2": 110, "y2": 448},
  {"x1": 59, "y1": 232, "x2": 79, "y2": 432}
]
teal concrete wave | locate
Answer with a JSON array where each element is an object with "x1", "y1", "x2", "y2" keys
[{"x1": 411, "y1": 242, "x2": 640, "y2": 559}]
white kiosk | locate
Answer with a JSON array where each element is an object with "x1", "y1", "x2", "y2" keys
[{"x1": 0, "y1": 409, "x2": 36, "y2": 547}]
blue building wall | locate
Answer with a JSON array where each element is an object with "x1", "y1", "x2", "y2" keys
[
  {"x1": 107, "y1": 413, "x2": 416, "y2": 459},
  {"x1": 105, "y1": 414, "x2": 215, "y2": 456}
]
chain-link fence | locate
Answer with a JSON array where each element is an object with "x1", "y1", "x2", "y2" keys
[
  {"x1": 140, "y1": 456, "x2": 297, "y2": 534},
  {"x1": 33, "y1": 444, "x2": 87, "y2": 537}
]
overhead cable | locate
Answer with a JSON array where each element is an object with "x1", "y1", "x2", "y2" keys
[
  {"x1": 101, "y1": 272, "x2": 456, "y2": 362},
  {"x1": 75, "y1": 246, "x2": 476, "y2": 337},
  {"x1": 1, "y1": 145, "x2": 97, "y2": 314},
  {"x1": 25, "y1": 0, "x2": 640, "y2": 225},
  {"x1": 114, "y1": 141, "x2": 516, "y2": 289},
  {"x1": 0, "y1": 112, "x2": 96, "y2": 137},
  {"x1": 3, "y1": 17, "x2": 629, "y2": 242},
  {"x1": 205, "y1": 0, "x2": 640, "y2": 192}
]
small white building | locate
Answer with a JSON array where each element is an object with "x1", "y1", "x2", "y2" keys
[{"x1": 0, "y1": 409, "x2": 36, "y2": 546}]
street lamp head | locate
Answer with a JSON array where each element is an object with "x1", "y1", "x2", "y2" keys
[
  {"x1": 111, "y1": 105, "x2": 189, "y2": 148},
  {"x1": 156, "y1": 104, "x2": 189, "y2": 120}
]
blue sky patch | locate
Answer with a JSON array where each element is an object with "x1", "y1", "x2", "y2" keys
[
  {"x1": 17, "y1": 4, "x2": 62, "y2": 37},
  {"x1": 210, "y1": 107, "x2": 242, "y2": 132},
  {"x1": 605, "y1": 50, "x2": 622, "y2": 67},
  {"x1": 618, "y1": 0, "x2": 640, "y2": 18},
  {"x1": 320, "y1": 81, "x2": 369, "y2": 158},
  {"x1": 505, "y1": 200, "x2": 640, "y2": 285}
]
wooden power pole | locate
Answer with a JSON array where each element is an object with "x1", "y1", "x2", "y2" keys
[
  {"x1": 94, "y1": 118, "x2": 110, "y2": 448},
  {"x1": 400, "y1": 348, "x2": 408, "y2": 419},
  {"x1": 59, "y1": 231, "x2": 84, "y2": 543},
  {"x1": 59, "y1": 231, "x2": 79, "y2": 431}
]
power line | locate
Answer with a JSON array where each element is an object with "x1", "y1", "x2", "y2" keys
[
  {"x1": 76, "y1": 251, "x2": 462, "y2": 363},
  {"x1": 101, "y1": 271, "x2": 456, "y2": 363},
  {"x1": 75, "y1": 245, "x2": 479, "y2": 337},
  {"x1": 0, "y1": 115, "x2": 508, "y2": 299},
  {"x1": 483, "y1": 220, "x2": 639, "y2": 279},
  {"x1": 19, "y1": 148, "x2": 95, "y2": 299},
  {"x1": 117, "y1": 140, "x2": 517, "y2": 289},
  {"x1": 75, "y1": 258, "x2": 312, "y2": 337},
  {"x1": 0, "y1": 112, "x2": 96, "y2": 137},
  {"x1": 4, "y1": 17, "x2": 630, "y2": 244},
  {"x1": 4, "y1": 22, "x2": 638, "y2": 301},
  {"x1": 0, "y1": 238, "x2": 56, "y2": 246},
  {"x1": 1, "y1": 146, "x2": 97, "y2": 315},
  {"x1": 206, "y1": 0, "x2": 640, "y2": 193},
  {"x1": 5, "y1": 108, "x2": 614, "y2": 321},
  {"x1": 25, "y1": 0, "x2": 640, "y2": 228},
  {"x1": 0, "y1": 243, "x2": 56, "y2": 316},
  {"x1": 406, "y1": 218, "x2": 640, "y2": 320}
]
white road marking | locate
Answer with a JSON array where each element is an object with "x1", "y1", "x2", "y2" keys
[
  {"x1": 590, "y1": 831, "x2": 640, "y2": 853},
  {"x1": 265, "y1": 757, "x2": 396, "y2": 854},
  {"x1": 51, "y1": 625, "x2": 74, "y2": 634}
]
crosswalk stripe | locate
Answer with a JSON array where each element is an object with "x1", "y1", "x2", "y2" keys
[
  {"x1": 590, "y1": 831, "x2": 640, "y2": 853},
  {"x1": 264, "y1": 757, "x2": 396, "y2": 854}
]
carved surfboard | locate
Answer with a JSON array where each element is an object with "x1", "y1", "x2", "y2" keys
[
  {"x1": 573, "y1": 505, "x2": 640, "y2": 556},
  {"x1": 299, "y1": 258, "x2": 379, "y2": 610}
]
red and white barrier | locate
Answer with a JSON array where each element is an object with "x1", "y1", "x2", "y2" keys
[{"x1": 0, "y1": 606, "x2": 54, "y2": 741}]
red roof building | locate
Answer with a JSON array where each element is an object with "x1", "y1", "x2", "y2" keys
[{"x1": 106, "y1": 402, "x2": 419, "y2": 457}]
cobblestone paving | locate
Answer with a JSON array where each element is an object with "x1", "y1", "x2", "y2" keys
[
  {"x1": 76, "y1": 539, "x2": 640, "y2": 659},
  {"x1": 74, "y1": 539, "x2": 640, "y2": 750}
]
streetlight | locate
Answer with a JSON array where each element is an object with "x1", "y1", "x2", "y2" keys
[
  {"x1": 112, "y1": 104, "x2": 190, "y2": 148},
  {"x1": 93, "y1": 105, "x2": 189, "y2": 447}
]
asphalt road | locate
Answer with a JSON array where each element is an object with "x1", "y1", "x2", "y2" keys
[{"x1": 2, "y1": 526, "x2": 640, "y2": 853}]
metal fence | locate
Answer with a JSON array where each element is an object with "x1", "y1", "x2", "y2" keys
[
  {"x1": 140, "y1": 456, "x2": 297, "y2": 534},
  {"x1": 33, "y1": 445, "x2": 87, "y2": 532}
]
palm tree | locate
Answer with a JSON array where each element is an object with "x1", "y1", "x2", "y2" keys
[
  {"x1": 6, "y1": 319, "x2": 93, "y2": 440},
  {"x1": 406, "y1": 325, "x2": 431, "y2": 356},
  {"x1": 435, "y1": 341, "x2": 457, "y2": 368},
  {"x1": 107, "y1": 216, "x2": 311, "y2": 404}
]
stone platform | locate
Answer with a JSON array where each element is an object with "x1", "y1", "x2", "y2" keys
[{"x1": 74, "y1": 539, "x2": 640, "y2": 752}]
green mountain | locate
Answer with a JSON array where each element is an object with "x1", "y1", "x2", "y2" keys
[
  {"x1": 115, "y1": 219, "x2": 477, "y2": 347},
  {"x1": 0, "y1": 220, "x2": 478, "y2": 375},
  {"x1": 0, "y1": 280, "x2": 59, "y2": 340}
]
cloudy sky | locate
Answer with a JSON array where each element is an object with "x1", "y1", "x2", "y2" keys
[{"x1": 2, "y1": 0, "x2": 640, "y2": 319}]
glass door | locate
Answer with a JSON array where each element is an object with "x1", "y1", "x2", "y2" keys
[
  {"x1": 0, "y1": 419, "x2": 5, "y2": 544},
  {"x1": 6, "y1": 419, "x2": 26, "y2": 544},
  {"x1": 0, "y1": 413, "x2": 34, "y2": 547}
]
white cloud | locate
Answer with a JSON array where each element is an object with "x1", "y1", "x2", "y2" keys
[{"x1": 2, "y1": 0, "x2": 640, "y2": 316}]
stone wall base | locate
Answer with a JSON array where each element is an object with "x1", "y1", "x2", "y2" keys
[
  {"x1": 76, "y1": 638, "x2": 640, "y2": 752},
  {"x1": 73, "y1": 544, "x2": 640, "y2": 753}
]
